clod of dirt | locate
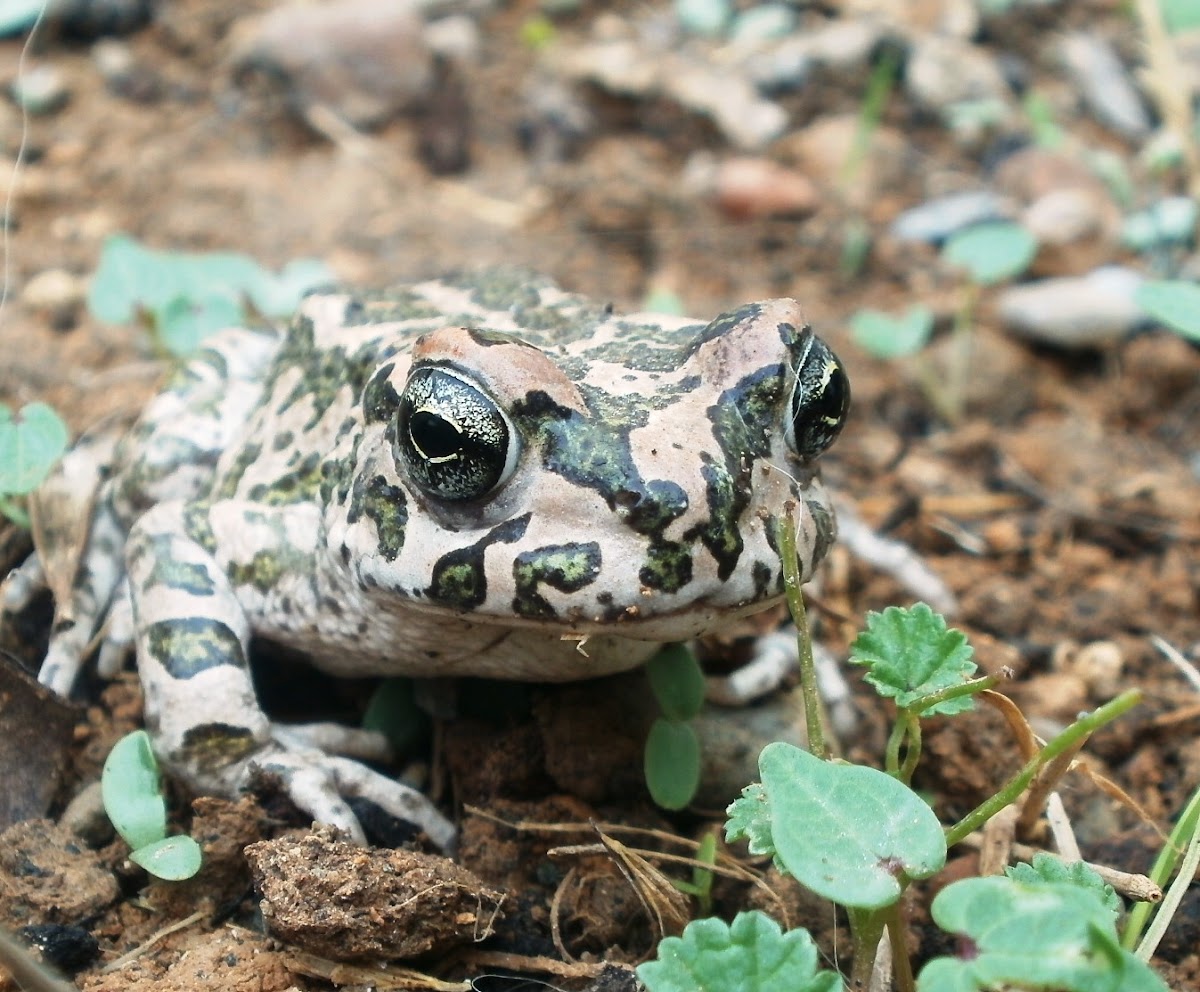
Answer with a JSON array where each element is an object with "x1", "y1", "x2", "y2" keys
[
  {"x1": 0, "y1": 819, "x2": 119, "y2": 928},
  {"x1": 244, "y1": 826, "x2": 505, "y2": 962}
]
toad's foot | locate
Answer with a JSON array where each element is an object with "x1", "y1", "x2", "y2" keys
[{"x1": 248, "y1": 737, "x2": 454, "y2": 849}]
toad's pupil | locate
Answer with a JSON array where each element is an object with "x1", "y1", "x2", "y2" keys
[{"x1": 410, "y1": 410, "x2": 462, "y2": 461}]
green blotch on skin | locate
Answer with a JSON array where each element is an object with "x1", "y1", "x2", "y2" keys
[
  {"x1": 182, "y1": 505, "x2": 217, "y2": 553},
  {"x1": 427, "y1": 515, "x2": 530, "y2": 610},
  {"x1": 227, "y1": 544, "x2": 314, "y2": 594},
  {"x1": 145, "y1": 551, "x2": 216, "y2": 597},
  {"x1": 179, "y1": 722, "x2": 259, "y2": 772},
  {"x1": 346, "y1": 474, "x2": 408, "y2": 560},
  {"x1": 214, "y1": 441, "x2": 263, "y2": 499},
  {"x1": 145, "y1": 617, "x2": 245, "y2": 680},
  {"x1": 513, "y1": 542, "x2": 601, "y2": 619},
  {"x1": 639, "y1": 540, "x2": 693, "y2": 593}
]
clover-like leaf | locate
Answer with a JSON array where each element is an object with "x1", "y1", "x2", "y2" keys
[
  {"x1": 920, "y1": 877, "x2": 1167, "y2": 992},
  {"x1": 647, "y1": 644, "x2": 706, "y2": 722},
  {"x1": 726, "y1": 781, "x2": 774, "y2": 856},
  {"x1": 849, "y1": 603, "x2": 977, "y2": 715},
  {"x1": 130, "y1": 835, "x2": 203, "y2": 881},
  {"x1": 645, "y1": 718, "x2": 701, "y2": 811},
  {"x1": 942, "y1": 221, "x2": 1037, "y2": 286},
  {"x1": 0, "y1": 402, "x2": 69, "y2": 497},
  {"x1": 637, "y1": 910, "x2": 842, "y2": 992},
  {"x1": 155, "y1": 294, "x2": 245, "y2": 358},
  {"x1": 730, "y1": 742, "x2": 946, "y2": 910},
  {"x1": 1135, "y1": 280, "x2": 1200, "y2": 343},
  {"x1": 101, "y1": 730, "x2": 167, "y2": 852},
  {"x1": 1005, "y1": 853, "x2": 1122, "y2": 919},
  {"x1": 850, "y1": 306, "x2": 934, "y2": 359}
]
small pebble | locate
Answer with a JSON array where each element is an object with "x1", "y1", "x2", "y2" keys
[
  {"x1": 9, "y1": 63, "x2": 69, "y2": 115},
  {"x1": 1058, "y1": 32, "x2": 1151, "y2": 141},
  {"x1": 423, "y1": 15, "x2": 479, "y2": 63},
  {"x1": 728, "y1": 4, "x2": 797, "y2": 45},
  {"x1": 675, "y1": 0, "x2": 731, "y2": 37},
  {"x1": 21, "y1": 268, "x2": 86, "y2": 329},
  {"x1": 1121, "y1": 197, "x2": 1199, "y2": 252},
  {"x1": 997, "y1": 265, "x2": 1145, "y2": 348},
  {"x1": 905, "y1": 35, "x2": 1011, "y2": 118},
  {"x1": 710, "y1": 155, "x2": 818, "y2": 220},
  {"x1": 889, "y1": 191, "x2": 1013, "y2": 244},
  {"x1": 1054, "y1": 640, "x2": 1125, "y2": 700},
  {"x1": 58, "y1": 781, "x2": 113, "y2": 847},
  {"x1": 228, "y1": 0, "x2": 434, "y2": 129}
]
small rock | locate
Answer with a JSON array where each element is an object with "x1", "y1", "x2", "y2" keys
[
  {"x1": 1058, "y1": 32, "x2": 1151, "y2": 142},
  {"x1": 743, "y1": 19, "x2": 885, "y2": 90},
  {"x1": 785, "y1": 112, "x2": 908, "y2": 207},
  {"x1": 0, "y1": 820, "x2": 118, "y2": 926},
  {"x1": 707, "y1": 155, "x2": 818, "y2": 220},
  {"x1": 58, "y1": 781, "x2": 112, "y2": 848},
  {"x1": 905, "y1": 35, "x2": 1011, "y2": 118},
  {"x1": 1122, "y1": 197, "x2": 1199, "y2": 251},
  {"x1": 997, "y1": 266, "x2": 1145, "y2": 348},
  {"x1": 729, "y1": 4, "x2": 797, "y2": 45},
  {"x1": 423, "y1": 15, "x2": 479, "y2": 62},
  {"x1": 889, "y1": 191, "x2": 1013, "y2": 244},
  {"x1": 9, "y1": 64, "x2": 69, "y2": 115},
  {"x1": 1053, "y1": 640, "x2": 1125, "y2": 700},
  {"x1": 228, "y1": 0, "x2": 434, "y2": 129},
  {"x1": 665, "y1": 59, "x2": 788, "y2": 149},
  {"x1": 21, "y1": 268, "x2": 86, "y2": 316},
  {"x1": 675, "y1": 0, "x2": 731, "y2": 36}
]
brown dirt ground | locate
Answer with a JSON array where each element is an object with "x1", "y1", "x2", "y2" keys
[{"x1": 0, "y1": 1, "x2": 1199, "y2": 990}]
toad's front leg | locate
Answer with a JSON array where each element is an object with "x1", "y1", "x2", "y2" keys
[{"x1": 125, "y1": 498, "x2": 454, "y2": 848}]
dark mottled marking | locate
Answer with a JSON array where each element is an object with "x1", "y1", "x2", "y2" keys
[
  {"x1": 182, "y1": 504, "x2": 217, "y2": 553},
  {"x1": 685, "y1": 304, "x2": 763, "y2": 360},
  {"x1": 272, "y1": 431, "x2": 295, "y2": 451},
  {"x1": 143, "y1": 535, "x2": 216, "y2": 596},
  {"x1": 513, "y1": 542, "x2": 602, "y2": 619},
  {"x1": 362, "y1": 363, "x2": 399, "y2": 423},
  {"x1": 179, "y1": 722, "x2": 259, "y2": 770},
  {"x1": 752, "y1": 560, "x2": 772, "y2": 599},
  {"x1": 807, "y1": 498, "x2": 836, "y2": 574},
  {"x1": 427, "y1": 514, "x2": 531, "y2": 609},
  {"x1": 214, "y1": 441, "x2": 263, "y2": 499},
  {"x1": 639, "y1": 540, "x2": 693, "y2": 593},
  {"x1": 347, "y1": 474, "x2": 409, "y2": 560},
  {"x1": 145, "y1": 617, "x2": 245, "y2": 680}
]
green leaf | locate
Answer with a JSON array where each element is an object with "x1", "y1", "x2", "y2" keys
[
  {"x1": 942, "y1": 221, "x2": 1037, "y2": 286},
  {"x1": 725, "y1": 781, "x2": 774, "y2": 854},
  {"x1": 155, "y1": 294, "x2": 245, "y2": 357},
  {"x1": 101, "y1": 730, "x2": 167, "y2": 851},
  {"x1": 1162, "y1": 0, "x2": 1200, "y2": 33},
  {"x1": 920, "y1": 877, "x2": 1168, "y2": 992},
  {"x1": 130, "y1": 835, "x2": 203, "y2": 881},
  {"x1": 729, "y1": 742, "x2": 946, "y2": 910},
  {"x1": 849, "y1": 604, "x2": 978, "y2": 715},
  {"x1": 1005, "y1": 853, "x2": 1122, "y2": 919},
  {"x1": 636, "y1": 911, "x2": 842, "y2": 992},
  {"x1": 0, "y1": 402, "x2": 69, "y2": 497},
  {"x1": 87, "y1": 234, "x2": 334, "y2": 354},
  {"x1": 1135, "y1": 280, "x2": 1200, "y2": 342},
  {"x1": 850, "y1": 306, "x2": 934, "y2": 359},
  {"x1": 362, "y1": 677, "x2": 427, "y2": 755},
  {"x1": 645, "y1": 718, "x2": 701, "y2": 810},
  {"x1": 647, "y1": 644, "x2": 706, "y2": 722}
]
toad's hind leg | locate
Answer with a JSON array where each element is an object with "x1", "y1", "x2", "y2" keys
[
  {"x1": 32, "y1": 327, "x2": 281, "y2": 695},
  {"x1": 127, "y1": 498, "x2": 454, "y2": 848}
]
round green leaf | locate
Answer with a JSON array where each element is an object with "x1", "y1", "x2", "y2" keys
[
  {"x1": 130, "y1": 835, "x2": 203, "y2": 881},
  {"x1": 1135, "y1": 280, "x2": 1200, "y2": 342},
  {"x1": 0, "y1": 402, "x2": 69, "y2": 496},
  {"x1": 850, "y1": 306, "x2": 934, "y2": 359},
  {"x1": 645, "y1": 718, "x2": 701, "y2": 810},
  {"x1": 101, "y1": 730, "x2": 167, "y2": 851},
  {"x1": 942, "y1": 221, "x2": 1037, "y2": 286},
  {"x1": 646, "y1": 644, "x2": 706, "y2": 721},
  {"x1": 156, "y1": 294, "x2": 245, "y2": 357},
  {"x1": 758, "y1": 742, "x2": 946, "y2": 909}
]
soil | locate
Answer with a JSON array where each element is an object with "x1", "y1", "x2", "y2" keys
[{"x1": 0, "y1": 1, "x2": 1199, "y2": 990}]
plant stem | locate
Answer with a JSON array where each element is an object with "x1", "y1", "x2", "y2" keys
[
  {"x1": 885, "y1": 902, "x2": 916, "y2": 992},
  {"x1": 945, "y1": 690, "x2": 1141, "y2": 848},
  {"x1": 778, "y1": 505, "x2": 828, "y2": 760},
  {"x1": 914, "y1": 673, "x2": 1003, "y2": 714},
  {"x1": 847, "y1": 907, "x2": 888, "y2": 991},
  {"x1": 1122, "y1": 783, "x2": 1200, "y2": 949}
]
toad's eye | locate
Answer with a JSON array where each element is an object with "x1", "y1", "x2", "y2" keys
[
  {"x1": 395, "y1": 366, "x2": 519, "y2": 501},
  {"x1": 786, "y1": 333, "x2": 850, "y2": 460}
]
